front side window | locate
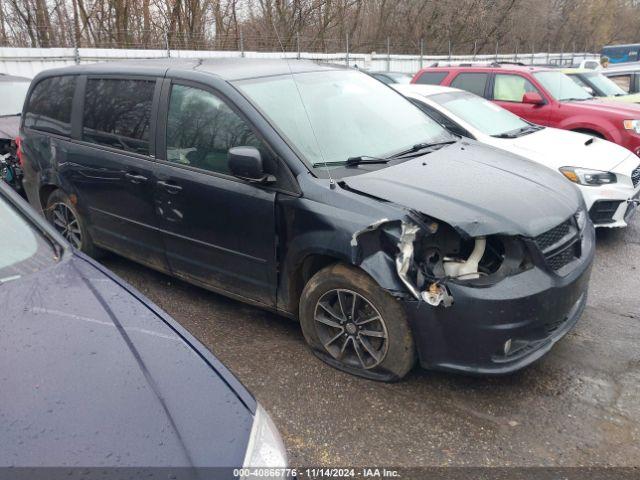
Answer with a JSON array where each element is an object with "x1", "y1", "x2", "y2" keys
[
  {"x1": 83, "y1": 78, "x2": 155, "y2": 155},
  {"x1": 533, "y1": 71, "x2": 592, "y2": 101},
  {"x1": 235, "y1": 70, "x2": 451, "y2": 169},
  {"x1": 0, "y1": 80, "x2": 31, "y2": 116},
  {"x1": 0, "y1": 194, "x2": 57, "y2": 284},
  {"x1": 430, "y1": 91, "x2": 530, "y2": 137},
  {"x1": 493, "y1": 74, "x2": 539, "y2": 102},
  {"x1": 450, "y1": 73, "x2": 489, "y2": 97},
  {"x1": 24, "y1": 76, "x2": 75, "y2": 136},
  {"x1": 166, "y1": 84, "x2": 267, "y2": 175}
]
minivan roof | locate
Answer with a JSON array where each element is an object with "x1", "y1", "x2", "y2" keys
[{"x1": 34, "y1": 58, "x2": 343, "y2": 81}]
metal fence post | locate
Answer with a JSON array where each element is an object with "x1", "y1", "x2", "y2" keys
[
  {"x1": 514, "y1": 42, "x2": 518, "y2": 62},
  {"x1": 73, "y1": 26, "x2": 80, "y2": 64},
  {"x1": 296, "y1": 32, "x2": 300, "y2": 59},
  {"x1": 346, "y1": 33, "x2": 349, "y2": 67},
  {"x1": 386, "y1": 37, "x2": 390, "y2": 71},
  {"x1": 240, "y1": 29, "x2": 245, "y2": 57},
  {"x1": 448, "y1": 39, "x2": 452, "y2": 61},
  {"x1": 495, "y1": 41, "x2": 499, "y2": 62},
  {"x1": 165, "y1": 30, "x2": 170, "y2": 58},
  {"x1": 547, "y1": 42, "x2": 550, "y2": 64},
  {"x1": 420, "y1": 38, "x2": 424, "y2": 68}
]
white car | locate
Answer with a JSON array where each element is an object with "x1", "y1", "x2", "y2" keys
[{"x1": 394, "y1": 84, "x2": 640, "y2": 228}]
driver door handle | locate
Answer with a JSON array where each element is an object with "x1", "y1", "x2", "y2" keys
[{"x1": 124, "y1": 172, "x2": 148, "y2": 184}]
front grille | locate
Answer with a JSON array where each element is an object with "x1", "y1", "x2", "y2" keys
[
  {"x1": 534, "y1": 220, "x2": 571, "y2": 251},
  {"x1": 534, "y1": 218, "x2": 580, "y2": 272},
  {"x1": 589, "y1": 200, "x2": 623, "y2": 224},
  {"x1": 632, "y1": 164, "x2": 640, "y2": 188},
  {"x1": 546, "y1": 245, "x2": 578, "y2": 271}
]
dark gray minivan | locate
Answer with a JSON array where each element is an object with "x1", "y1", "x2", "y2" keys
[{"x1": 21, "y1": 59, "x2": 595, "y2": 381}]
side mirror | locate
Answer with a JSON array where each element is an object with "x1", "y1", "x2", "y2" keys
[
  {"x1": 522, "y1": 91, "x2": 545, "y2": 105},
  {"x1": 228, "y1": 146, "x2": 275, "y2": 184}
]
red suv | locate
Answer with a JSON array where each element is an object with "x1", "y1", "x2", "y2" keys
[{"x1": 412, "y1": 64, "x2": 640, "y2": 155}]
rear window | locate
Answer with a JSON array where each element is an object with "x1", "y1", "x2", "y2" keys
[
  {"x1": 450, "y1": 73, "x2": 489, "y2": 97},
  {"x1": 23, "y1": 76, "x2": 75, "y2": 136},
  {"x1": 415, "y1": 71, "x2": 448, "y2": 85},
  {"x1": 83, "y1": 78, "x2": 155, "y2": 156}
]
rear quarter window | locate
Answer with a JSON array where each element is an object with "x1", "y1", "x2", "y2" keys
[
  {"x1": 23, "y1": 76, "x2": 76, "y2": 136},
  {"x1": 415, "y1": 71, "x2": 449, "y2": 85},
  {"x1": 450, "y1": 72, "x2": 489, "y2": 97}
]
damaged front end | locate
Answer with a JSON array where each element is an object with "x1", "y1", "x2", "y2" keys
[{"x1": 351, "y1": 212, "x2": 532, "y2": 308}]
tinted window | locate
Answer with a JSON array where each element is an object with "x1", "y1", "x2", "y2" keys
[
  {"x1": 83, "y1": 78, "x2": 155, "y2": 155},
  {"x1": 493, "y1": 74, "x2": 539, "y2": 102},
  {"x1": 166, "y1": 84, "x2": 267, "y2": 175},
  {"x1": 24, "y1": 76, "x2": 75, "y2": 136},
  {"x1": 450, "y1": 73, "x2": 488, "y2": 96},
  {"x1": 415, "y1": 71, "x2": 448, "y2": 85}
]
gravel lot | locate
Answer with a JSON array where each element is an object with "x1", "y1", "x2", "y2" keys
[{"x1": 102, "y1": 217, "x2": 640, "y2": 468}]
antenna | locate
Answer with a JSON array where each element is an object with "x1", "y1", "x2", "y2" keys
[{"x1": 269, "y1": 21, "x2": 336, "y2": 189}]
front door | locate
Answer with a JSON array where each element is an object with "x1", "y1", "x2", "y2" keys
[
  {"x1": 491, "y1": 73, "x2": 551, "y2": 126},
  {"x1": 153, "y1": 81, "x2": 278, "y2": 306}
]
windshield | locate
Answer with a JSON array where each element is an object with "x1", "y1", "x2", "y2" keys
[
  {"x1": 0, "y1": 193, "x2": 58, "y2": 284},
  {"x1": 235, "y1": 70, "x2": 452, "y2": 168},
  {"x1": 534, "y1": 71, "x2": 593, "y2": 101},
  {"x1": 583, "y1": 72, "x2": 627, "y2": 96},
  {"x1": 430, "y1": 91, "x2": 530, "y2": 136},
  {"x1": 0, "y1": 81, "x2": 30, "y2": 116}
]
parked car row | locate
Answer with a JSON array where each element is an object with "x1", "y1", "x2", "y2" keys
[{"x1": 1, "y1": 57, "x2": 637, "y2": 472}]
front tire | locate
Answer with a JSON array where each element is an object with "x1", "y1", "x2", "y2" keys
[{"x1": 299, "y1": 263, "x2": 416, "y2": 381}]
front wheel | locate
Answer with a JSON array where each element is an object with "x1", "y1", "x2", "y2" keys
[{"x1": 299, "y1": 263, "x2": 416, "y2": 381}]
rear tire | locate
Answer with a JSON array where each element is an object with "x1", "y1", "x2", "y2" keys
[
  {"x1": 299, "y1": 263, "x2": 416, "y2": 381},
  {"x1": 45, "y1": 189, "x2": 102, "y2": 258}
]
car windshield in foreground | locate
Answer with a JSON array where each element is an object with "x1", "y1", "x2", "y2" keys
[
  {"x1": 0, "y1": 194, "x2": 58, "y2": 284},
  {"x1": 430, "y1": 91, "x2": 536, "y2": 137},
  {"x1": 583, "y1": 72, "x2": 628, "y2": 96},
  {"x1": 235, "y1": 69, "x2": 452, "y2": 169},
  {"x1": 0, "y1": 81, "x2": 30, "y2": 116},
  {"x1": 533, "y1": 71, "x2": 593, "y2": 101}
]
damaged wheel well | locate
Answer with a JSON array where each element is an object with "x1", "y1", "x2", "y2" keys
[{"x1": 289, "y1": 254, "x2": 341, "y2": 315}]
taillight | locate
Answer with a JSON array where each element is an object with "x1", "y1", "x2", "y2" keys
[{"x1": 15, "y1": 136, "x2": 23, "y2": 166}]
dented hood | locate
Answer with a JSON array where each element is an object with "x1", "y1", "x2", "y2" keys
[{"x1": 343, "y1": 141, "x2": 582, "y2": 237}]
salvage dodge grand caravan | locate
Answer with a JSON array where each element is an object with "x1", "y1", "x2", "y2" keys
[{"x1": 20, "y1": 59, "x2": 595, "y2": 381}]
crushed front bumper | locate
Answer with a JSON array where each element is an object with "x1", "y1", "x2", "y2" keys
[{"x1": 402, "y1": 224, "x2": 595, "y2": 375}]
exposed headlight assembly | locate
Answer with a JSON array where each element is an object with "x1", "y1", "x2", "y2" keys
[
  {"x1": 623, "y1": 119, "x2": 640, "y2": 134},
  {"x1": 242, "y1": 404, "x2": 287, "y2": 475},
  {"x1": 559, "y1": 166, "x2": 617, "y2": 186}
]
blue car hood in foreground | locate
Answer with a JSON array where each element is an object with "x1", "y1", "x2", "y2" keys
[
  {"x1": 343, "y1": 141, "x2": 583, "y2": 237},
  {"x1": 0, "y1": 253, "x2": 254, "y2": 468}
]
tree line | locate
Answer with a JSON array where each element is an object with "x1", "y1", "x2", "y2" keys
[{"x1": 1, "y1": 0, "x2": 640, "y2": 54}]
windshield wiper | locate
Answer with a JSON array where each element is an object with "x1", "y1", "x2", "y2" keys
[
  {"x1": 0, "y1": 113, "x2": 21, "y2": 118},
  {"x1": 492, "y1": 124, "x2": 542, "y2": 139},
  {"x1": 345, "y1": 155, "x2": 391, "y2": 166},
  {"x1": 390, "y1": 140, "x2": 457, "y2": 159},
  {"x1": 562, "y1": 97, "x2": 590, "y2": 102}
]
